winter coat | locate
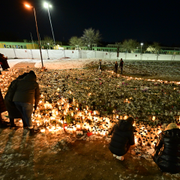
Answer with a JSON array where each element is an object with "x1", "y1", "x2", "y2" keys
[
  {"x1": 0, "y1": 54, "x2": 9, "y2": 70},
  {"x1": 120, "y1": 60, "x2": 123, "y2": 67},
  {"x1": 152, "y1": 128, "x2": 180, "y2": 174},
  {"x1": 109, "y1": 120, "x2": 135, "y2": 156},
  {"x1": 115, "y1": 63, "x2": 118, "y2": 71},
  {"x1": 4, "y1": 79, "x2": 22, "y2": 118},
  {"x1": 0, "y1": 89, "x2": 6, "y2": 113},
  {"x1": 13, "y1": 73, "x2": 40, "y2": 106}
]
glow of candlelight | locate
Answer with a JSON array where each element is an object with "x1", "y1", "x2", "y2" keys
[{"x1": 152, "y1": 116, "x2": 156, "y2": 121}]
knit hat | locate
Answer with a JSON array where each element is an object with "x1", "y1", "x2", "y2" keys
[
  {"x1": 29, "y1": 70, "x2": 36, "y2": 77},
  {"x1": 127, "y1": 117, "x2": 134, "y2": 124},
  {"x1": 165, "y1": 123, "x2": 179, "y2": 131}
]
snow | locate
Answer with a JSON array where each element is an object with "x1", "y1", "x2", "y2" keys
[
  {"x1": 1, "y1": 58, "x2": 180, "y2": 179},
  {"x1": 7, "y1": 58, "x2": 97, "y2": 70}
]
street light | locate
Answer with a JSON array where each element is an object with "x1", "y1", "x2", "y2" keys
[
  {"x1": 140, "y1": 43, "x2": 144, "y2": 54},
  {"x1": 24, "y1": 3, "x2": 44, "y2": 68},
  {"x1": 47, "y1": 43, "x2": 50, "y2": 59},
  {"x1": 44, "y1": 2, "x2": 56, "y2": 45}
]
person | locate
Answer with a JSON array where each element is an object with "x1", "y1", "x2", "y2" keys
[
  {"x1": 120, "y1": 58, "x2": 124, "y2": 74},
  {"x1": 4, "y1": 72, "x2": 29, "y2": 128},
  {"x1": 109, "y1": 117, "x2": 135, "y2": 161},
  {"x1": 114, "y1": 61, "x2": 118, "y2": 74},
  {"x1": 98, "y1": 59, "x2": 102, "y2": 72},
  {"x1": 0, "y1": 53, "x2": 10, "y2": 71},
  {"x1": 0, "y1": 89, "x2": 9, "y2": 128},
  {"x1": 152, "y1": 123, "x2": 180, "y2": 174},
  {"x1": 13, "y1": 71, "x2": 40, "y2": 135}
]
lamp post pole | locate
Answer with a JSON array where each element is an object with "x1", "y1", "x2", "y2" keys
[
  {"x1": 47, "y1": 43, "x2": 50, "y2": 59},
  {"x1": 33, "y1": 7, "x2": 44, "y2": 68},
  {"x1": 140, "y1": 43, "x2": 144, "y2": 54},
  {"x1": 44, "y1": 2, "x2": 56, "y2": 45},
  {"x1": 25, "y1": 4, "x2": 44, "y2": 68},
  {"x1": 140, "y1": 43, "x2": 144, "y2": 61}
]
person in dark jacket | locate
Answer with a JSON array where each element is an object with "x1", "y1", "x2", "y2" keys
[
  {"x1": 152, "y1": 123, "x2": 180, "y2": 174},
  {"x1": 0, "y1": 89, "x2": 9, "y2": 128},
  {"x1": 114, "y1": 61, "x2": 118, "y2": 74},
  {"x1": 109, "y1": 117, "x2": 135, "y2": 161},
  {"x1": 120, "y1": 58, "x2": 124, "y2": 74},
  {"x1": 0, "y1": 53, "x2": 10, "y2": 71},
  {"x1": 4, "y1": 73, "x2": 28, "y2": 128},
  {"x1": 98, "y1": 59, "x2": 102, "y2": 72},
  {"x1": 13, "y1": 71, "x2": 40, "y2": 135}
]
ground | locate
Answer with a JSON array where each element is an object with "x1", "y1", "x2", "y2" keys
[
  {"x1": 1, "y1": 59, "x2": 180, "y2": 180},
  {"x1": 0, "y1": 128, "x2": 165, "y2": 180}
]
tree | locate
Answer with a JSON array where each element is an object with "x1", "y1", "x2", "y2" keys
[
  {"x1": 41, "y1": 36, "x2": 54, "y2": 49},
  {"x1": 81, "y1": 28, "x2": 101, "y2": 50},
  {"x1": 69, "y1": 36, "x2": 83, "y2": 48},
  {"x1": 146, "y1": 42, "x2": 161, "y2": 54},
  {"x1": 152, "y1": 42, "x2": 161, "y2": 54},
  {"x1": 121, "y1": 39, "x2": 138, "y2": 53},
  {"x1": 146, "y1": 46, "x2": 156, "y2": 53}
]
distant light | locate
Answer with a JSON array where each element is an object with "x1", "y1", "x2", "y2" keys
[
  {"x1": 44, "y1": 2, "x2": 52, "y2": 8},
  {"x1": 44, "y1": 2, "x2": 48, "y2": 8},
  {"x1": 141, "y1": 43, "x2": 144, "y2": 46},
  {"x1": 25, "y1": 4, "x2": 32, "y2": 9}
]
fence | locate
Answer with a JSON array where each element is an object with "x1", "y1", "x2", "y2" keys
[{"x1": 1, "y1": 48, "x2": 180, "y2": 61}]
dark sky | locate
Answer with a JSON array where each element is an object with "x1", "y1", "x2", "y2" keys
[{"x1": 1, "y1": 0, "x2": 180, "y2": 46}]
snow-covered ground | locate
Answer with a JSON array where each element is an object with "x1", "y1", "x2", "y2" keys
[
  {"x1": 7, "y1": 58, "x2": 98, "y2": 70},
  {"x1": 1, "y1": 59, "x2": 180, "y2": 180}
]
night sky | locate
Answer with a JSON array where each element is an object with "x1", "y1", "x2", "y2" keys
[{"x1": 1, "y1": 0, "x2": 180, "y2": 46}]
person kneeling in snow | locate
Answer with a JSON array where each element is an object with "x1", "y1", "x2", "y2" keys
[
  {"x1": 152, "y1": 123, "x2": 180, "y2": 174},
  {"x1": 109, "y1": 117, "x2": 135, "y2": 161}
]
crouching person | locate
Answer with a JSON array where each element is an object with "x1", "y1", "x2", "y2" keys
[
  {"x1": 4, "y1": 72, "x2": 29, "y2": 128},
  {"x1": 152, "y1": 123, "x2": 180, "y2": 174},
  {"x1": 13, "y1": 71, "x2": 40, "y2": 135},
  {"x1": 109, "y1": 117, "x2": 135, "y2": 161}
]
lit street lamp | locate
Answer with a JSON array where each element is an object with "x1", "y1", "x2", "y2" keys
[
  {"x1": 25, "y1": 3, "x2": 44, "y2": 68},
  {"x1": 44, "y1": 2, "x2": 56, "y2": 45},
  {"x1": 140, "y1": 43, "x2": 144, "y2": 54}
]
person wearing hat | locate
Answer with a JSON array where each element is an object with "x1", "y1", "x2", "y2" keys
[
  {"x1": 13, "y1": 71, "x2": 40, "y2": 135},
  {"x1": 109, "y1": 117, "x2": 135, "y2": 161},
  {"x1": 152, "y1": 123, "x2": 180, "y2": 174}
]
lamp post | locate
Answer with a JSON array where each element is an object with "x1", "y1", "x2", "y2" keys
[
  {"x1": 47, "y1": 43, "x2": 50, "y2": 59},
  {"x1": 44, "y1": 2, "x2": 56, "y2": 45},
  {"x1": 25, "y1": 4, "x2": 44, "y2": 68},
  {"x1": 140, "y1": 43, "x2": 144, "y2": 54}
]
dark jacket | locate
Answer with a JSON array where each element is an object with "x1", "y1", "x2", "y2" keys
[
  {"x1": 4, "y1": 73, "x2": 28, "y2": 118},
  {"x1": 120, "y1": 60, "x2": 123, "y2": 67},
  {"x1": 152, "y1": 128, "x2": 180, "y2": 174},
  {"x1": 0, "y1": 89, "x2": 6, "y2": 113},
  {"x1": 5, "y1": 73, "x2": 29, "y2": 102},
  {"x1": 13, "y1": 73, "x2": 40, "y2": 106},
  {"x1": 115, "y1": 63, "x2": 118, "y2": 70},
  {"x1": 5, "y1": 80, "x2": 18, "y2": 102},
  {"x1": 0, "y1": 53, "x2": 9, "y2": 70},
  {"x1": 109, "y1": 120, "x2": 134, "y2": 156}
]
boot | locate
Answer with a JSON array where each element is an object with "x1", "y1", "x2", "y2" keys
[
  {"x1": 10, "y1": 118, "x2": 17, "y2": 129},
  {"x1": 29, "y1": 128, "x2": 40, "y2": 136},
  {"x1": 0, "y1": 121, "x2": 9, "y2": 128}
]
